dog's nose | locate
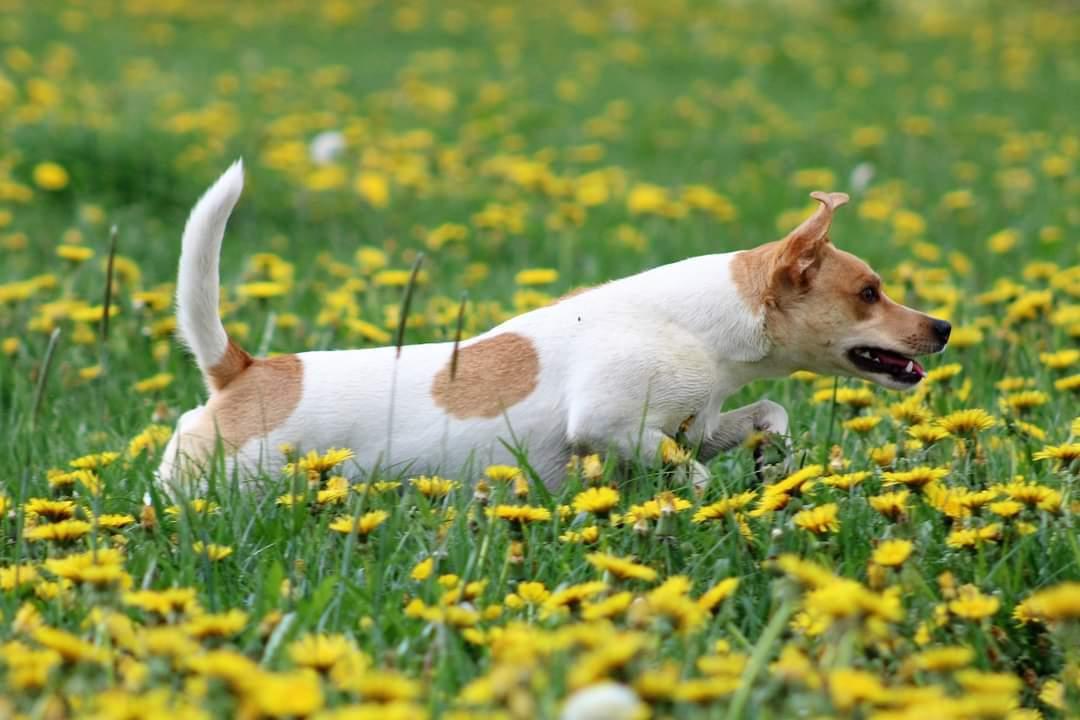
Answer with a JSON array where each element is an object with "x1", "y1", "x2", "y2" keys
[{"x1": 932, "y1": 319, "x2": 952, "y2": 343}]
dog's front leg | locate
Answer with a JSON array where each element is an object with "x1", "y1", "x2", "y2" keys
[{"x1": 687, "y1": 399, "x2": 789, "y2": 479}]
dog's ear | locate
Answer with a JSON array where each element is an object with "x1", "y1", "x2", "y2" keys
[{"x1": 771, "y1": 190, "x2": 849, "y2": 290}]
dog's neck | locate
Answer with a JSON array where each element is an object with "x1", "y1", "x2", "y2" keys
[{"x1": 615, "y1": 252, "x2": 790, "y2": 391}]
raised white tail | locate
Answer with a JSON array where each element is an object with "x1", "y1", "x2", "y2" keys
[{"x1": 176, "y1": 160, "x2": 248, "y2": 391}]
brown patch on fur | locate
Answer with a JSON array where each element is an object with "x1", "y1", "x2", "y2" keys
[
  {"x1": 176, "y1": 354, "x2": 304, "y2": 464},
  {"x1": 431, "y1": 332, "x2": 540, "y2": 419},
  {"x1": 207, "y1": 337, "x2": 254, "y2": 391}
]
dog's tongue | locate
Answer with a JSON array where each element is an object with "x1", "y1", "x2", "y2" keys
[{"x1": 878, "y1": 350, "x2": 925, "y2": 377}]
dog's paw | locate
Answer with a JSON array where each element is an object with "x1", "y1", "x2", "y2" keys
[
  {"x1": 754, "y1": 399, "x2": 789, "y2": 438},
  {"x1": 687, "y1": 459, "x2": 712, "y2": 495}
]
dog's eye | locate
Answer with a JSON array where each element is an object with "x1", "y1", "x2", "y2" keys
[{"x1": 860, "y1": 286, "x2": 879, "y2": 304}]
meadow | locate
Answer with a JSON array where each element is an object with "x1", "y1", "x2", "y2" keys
[{"x1": 1, "y1": 0, "x2": 1079, "y2": 717}]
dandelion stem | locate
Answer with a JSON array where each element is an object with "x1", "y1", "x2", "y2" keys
[
  {"x1": 393, "y1": 254, "x2": 425, "y2": 359},
  {"x1": 725, "y1": 597, "x2": 797, "y2": 720},
  {"x1": 819, "y1": 377, "x2": 839, "y2": 467},
  {"x1": 30, "y1": 327, "x2": 61, "y2": 432},
  {"x1": 449, "y1": 291, "x2": 467, "y2": 381},
  {"x1": 386, "y1": 254, "x2": 424, "y2": 465},
  {"x1": 100, "y1": 224, "x2": 118, "y2": 346}
]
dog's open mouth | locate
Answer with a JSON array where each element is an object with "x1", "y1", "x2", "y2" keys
[{"x1": 847, "y1": 346, "x2": 926, "y2": 385}]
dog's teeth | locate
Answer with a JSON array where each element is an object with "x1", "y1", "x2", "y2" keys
[{"x1": 904, "y1": 361, "x2": 913, "y2": 373}]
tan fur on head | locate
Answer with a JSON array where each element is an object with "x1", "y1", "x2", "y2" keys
[
  {"x1": 732, "y1": 190, "x2": 944, "y2": 379},
  {"x1": 772, "y1": 190, "x2": 850, "y2": 290},
  {"x1": 431, "y1": 332, "x2": 540, "y2": 419}
]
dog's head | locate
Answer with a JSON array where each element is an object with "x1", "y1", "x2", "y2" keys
[{"x1": 733, "y1": 191, "x2": 950, "y2": 390}]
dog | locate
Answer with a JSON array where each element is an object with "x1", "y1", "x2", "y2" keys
[{"x1": 157, "y1": 161, "x2": 950, "y2": 491}]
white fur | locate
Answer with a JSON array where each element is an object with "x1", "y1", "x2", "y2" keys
[
  {"x1": 160, "y1": 163, "x2": 810, "y2": 489},
  {"x1": 176, "y1": 160, "x2": 244, "y2": 385}
]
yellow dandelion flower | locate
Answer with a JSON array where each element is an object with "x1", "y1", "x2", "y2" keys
[
  {"x1": 946, "y1": 524, "x2": 1001, "y2": 549},
  {"x1": 191, "y1": 542, "x2": 233, "y2": 561},
  {"x1": 484, "y1": 464, "x2": 523, "y2": 482},
  {"x1": 24, "y1": 498, "x2": 76, "y2": 522},
  {"x1": 948, "y1": 326, "x2": 983, "y2": 348},
  {"x1": 567, "y1": 453, "x2": 605, "y2": 482},
  {"x1": 33, "y1": 162, "x2": 70, "y2": 191},
  {"x1": 185, "y1": 609, "x2": 249, "y2": 639},
  {"x1": 489, "y1": 504, "x2": 551, "y2": 524},
  {"x1": 692, "y1": 491, "x2": 757, "y2": 522},
  {"x1": 411, "y1": 558, "x2": 434, "y2": 581},
  {"x1": 123, "y1": 588, "x2": 197, "y2": 615},
  {"x1": 346, "y1": 318, "x2": 392, "y2": 344},
  {"x1": 69, "y1": 451, "x2": 119, "y2": 470},
  {"x1": 329, "y1": 511, "x2": 389, "y2": 536},
  {"x1": 1032, "y1": 443, "x2": 1080, "y2": 465},
  {"x1": 1001, "y1": 390, "x2": 1049, "y2": 413},
  {"x1": 32, "y1": 626, "x2": 109, "y2": 664},
  {"x1": 843, "y1": 415, "x2": 882, "y2": 433},
  {"x1": 1003, "y1": 481, "x2": 1061, "y2": 511},
  {"x1": 581, "y1": 592, "x2": 634, "y2": 621},
  {"x1": 95, "y1": 513, "x2": 135, "y2": 530},
  {"x1": 925, "y1": 363, "x2": 963, "y2": 384},
  {"x1": 514, "y1": 268, "x2": 558, "y2": 286},
  {"x1": 766, "y1": 464, "x2": 824, "y2": 497},
  {"x1": 793, "y1": 503, "x2": 840, "y2": 534},
  {"x1": 43, "y1": 548, "x2": 129, "y2": 588},
  {"x1": 1018, "y1": 582, "x2": 1080, "y2": 623},
  {"x1": 989, "y1": 500, "x2": 1024, "y2": 518},
  {"x1": 559, "y1": 526, "x2": 600, "y2": 544},
  {"x1": 410, "y1": 475, "x2": 458, "y2": 498},
  {"x1": 907, "y1": 423, "x2": 950, "y2": 444},
  {"x1": 288, "y1": 633, "x2": 355, "y2": 672},
  {"x1": 55, "y1": 244, "x2": 93, "y2": 262},
  {"x1": 25, "y1": 519, "x2": 92, "y2": 543},
  {"x1": 882, "y1": 465, "x2": 949, "y2": 489},
  {"x1": 948, "y1": 585, "x2": 1000, "y2": 621},
  {"x1": 904, "y1": 645, "x2": 974, "y2": 673},
  {"x1": 1010, "y1": 419, "x2": 1046, "y2": 441},
  {"x1": 820, "y1": 471, "x2": 870, "y2": 490},
  {"x1": 545, "y1": 581, "x2": 608, "y2": 612},
  {"x1": 870, "y1": 490, "x2": 910, "y2": 520},
  {"x1": 872, "y1": 539, "x2": 913, "y2": 567},
  {"x1": 698, "y1": 577, "x2": 739, "y2": 613},
  {"x1": 1040, "y1": 349, "x2": 1080, "y2": 370},
  {"x1": 572, "y1": 486, "x2": 620, "y2": 515},
  {"x1": 659, "y1": 436, "x2": 692, "y2": 464},
  {"x1": 355, "y1": 171, "x2": 390, "y2": 208},
  {"x1": 869, "y1": 443, "x2": 897, "y2": 467},
  {"x1": 828, "y1": 668, "x2": 887, "y2": 711},
  {"x1": 937, "y1": 408, "x2": 996, "y2": 435},
  {"x1": 127, "y1": 424, "x2": 172, "y2": 457},
  {"x1": 133, "y1": 372, "x2": 174, "y2": 393},
  {"x1": 236, "y1": 281, "x2": 288, "y2": 299},
  {"x1": 586, "y1": 552, "x2": 657, "y2": 582}
]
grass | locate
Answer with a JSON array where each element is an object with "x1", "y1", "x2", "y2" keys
[{"x1": 1, "y1": 0, "x2": 1079, "y2": 718}]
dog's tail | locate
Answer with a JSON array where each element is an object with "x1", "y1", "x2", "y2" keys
[{"x1": 176, "y1": 160, "x2": 252, "y2": 392}]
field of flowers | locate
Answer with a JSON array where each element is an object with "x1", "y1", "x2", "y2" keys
[{"x1": 2, "y1": 0, "x2": 1080, "y2": 717}]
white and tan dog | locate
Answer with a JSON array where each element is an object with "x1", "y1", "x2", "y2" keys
[{"x1": 158, "y1": 161, "x2": 951, "y2": 491}]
